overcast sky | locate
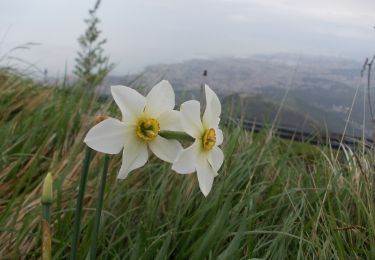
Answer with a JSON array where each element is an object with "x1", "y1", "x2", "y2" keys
[{"x1": 1, "y1": 0, "x2": 375, "y2": 76}]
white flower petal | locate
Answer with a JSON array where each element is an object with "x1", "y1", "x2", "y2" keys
[
  {"x1": 111, "y1": 85, "x2": 146, "y2": 121},
  {"x1": 84, "y1": 118, "x2": 127, "y2": 154},
  {"x1": 117, "y1": 138, "x2": 148, "y2": 179},
  {"x1": 207, "y1": 146, "x2": 224, "y2": 173},
  {"x1": 196, "y1": 157, "x2": 216, "y2": 197},
  {"x1": 203, "y1": 85, "x2": 221, "y2": 128},
  {"x1": 145, "y1": 80, "x2": 175, "y2": 117},
  {"x1": 172, "y1": 140, "x2": 201, "y2": 174},
  {"x1": 158, "y1": 110, "x2": 183, "y2": 131},
  {"x1": 216, "y1": 128, "x2": 223, "y2": 146},
  {"x1": 149, "y1": 136, "x2": 182, "y2": 163},
  {"x1": 180, "y1": 100, "x2": 203, "y2": 138}
]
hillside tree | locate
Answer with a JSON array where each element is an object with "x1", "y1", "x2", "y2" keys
[{"x1": 74, "y1": 0, "x2": 114, "y2": 88}]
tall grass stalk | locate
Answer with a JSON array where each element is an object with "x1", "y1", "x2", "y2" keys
[
  {"x1": 89, "y1": 155, "x2": 109, "y2": 259},
  {"x1": 70, "y1": 147, "x2": 92, "y2": 260}
]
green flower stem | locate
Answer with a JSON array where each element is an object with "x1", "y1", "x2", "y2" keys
[
  {"x1": 42, "y1": 204, "x2": 51, "y2": 224},
  {"x1": 42, "y1": 203, "x2": 52, "y2": 260},
  {"x1": 90, "y1": 155, "x2": 110, "y2": 260},
  {"x1": 159, "y1": 130, "x2": 194, "y2": 142},
  {"x1": 71, "y1": 147, "x2": 92, "y2": 260},
  {"x1": 41, "y1": 172, "x2": 53, "y2": 260}
]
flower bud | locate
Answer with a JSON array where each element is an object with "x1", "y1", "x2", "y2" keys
[{"x1": 42, "y1": 172, "x2": 53, "y2": 204}]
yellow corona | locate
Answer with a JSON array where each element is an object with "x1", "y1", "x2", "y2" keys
[
  {"x1": 136, "y1": 118, "x2": 160, "y2": 141},
  {"x1": 202, "y1": 128, "x2": 216, "y2": 151}
]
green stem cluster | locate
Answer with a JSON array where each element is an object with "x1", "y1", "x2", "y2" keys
[{"x1": 70, "y1": 130, "x2": 192, "y2": 259}]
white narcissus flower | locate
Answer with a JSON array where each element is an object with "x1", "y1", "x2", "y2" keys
[
  {"x1": 84, "y1": 80, "x2": 183, "y2": 178},
  {"x1": 172, "y1": 85, "x2": 224, "y2": 196}
]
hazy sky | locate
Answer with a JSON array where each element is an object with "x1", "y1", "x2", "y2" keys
[{"x1": 1, "y1": 0, "x2": 375, "y2": 76}]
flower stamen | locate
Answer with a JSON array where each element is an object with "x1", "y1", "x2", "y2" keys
[
  {"x1": 136, "y1": 118, "x2": 160, "y2": 141},
  {"x1": 202, "y1": 128, "x2": 216, "y2": 151}
]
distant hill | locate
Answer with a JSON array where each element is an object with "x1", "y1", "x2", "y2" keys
[
  {"x1": 104, "y1": 53, "x2": 361, "y2": 92},
  {"x1": 222, "y1": 92, "x2": 364, "y2": 136},
  {"x1": 102, "y1": 53, "x2": 370, "y2": 137}
]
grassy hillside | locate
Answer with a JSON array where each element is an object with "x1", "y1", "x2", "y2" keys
[{"x1": 0, "y1": 71, "x2": 374, "y2": 259}]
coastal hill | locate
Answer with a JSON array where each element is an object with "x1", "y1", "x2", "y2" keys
[{"x1": 103, "y1": 54, "x2": 369, "y2": 136}]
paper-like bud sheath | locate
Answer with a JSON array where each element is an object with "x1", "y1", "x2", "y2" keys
[{"x1": 42, "y1": 172, "x2": 53, "y2": 204}]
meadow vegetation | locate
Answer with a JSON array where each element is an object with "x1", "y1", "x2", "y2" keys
[{"x1": 0, "y1": 70, "x2": 374, "y2": 259}]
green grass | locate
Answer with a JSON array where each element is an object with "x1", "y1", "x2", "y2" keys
[{"x1": 0, "y1": 70, "x2": 374, "y2": 259}]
